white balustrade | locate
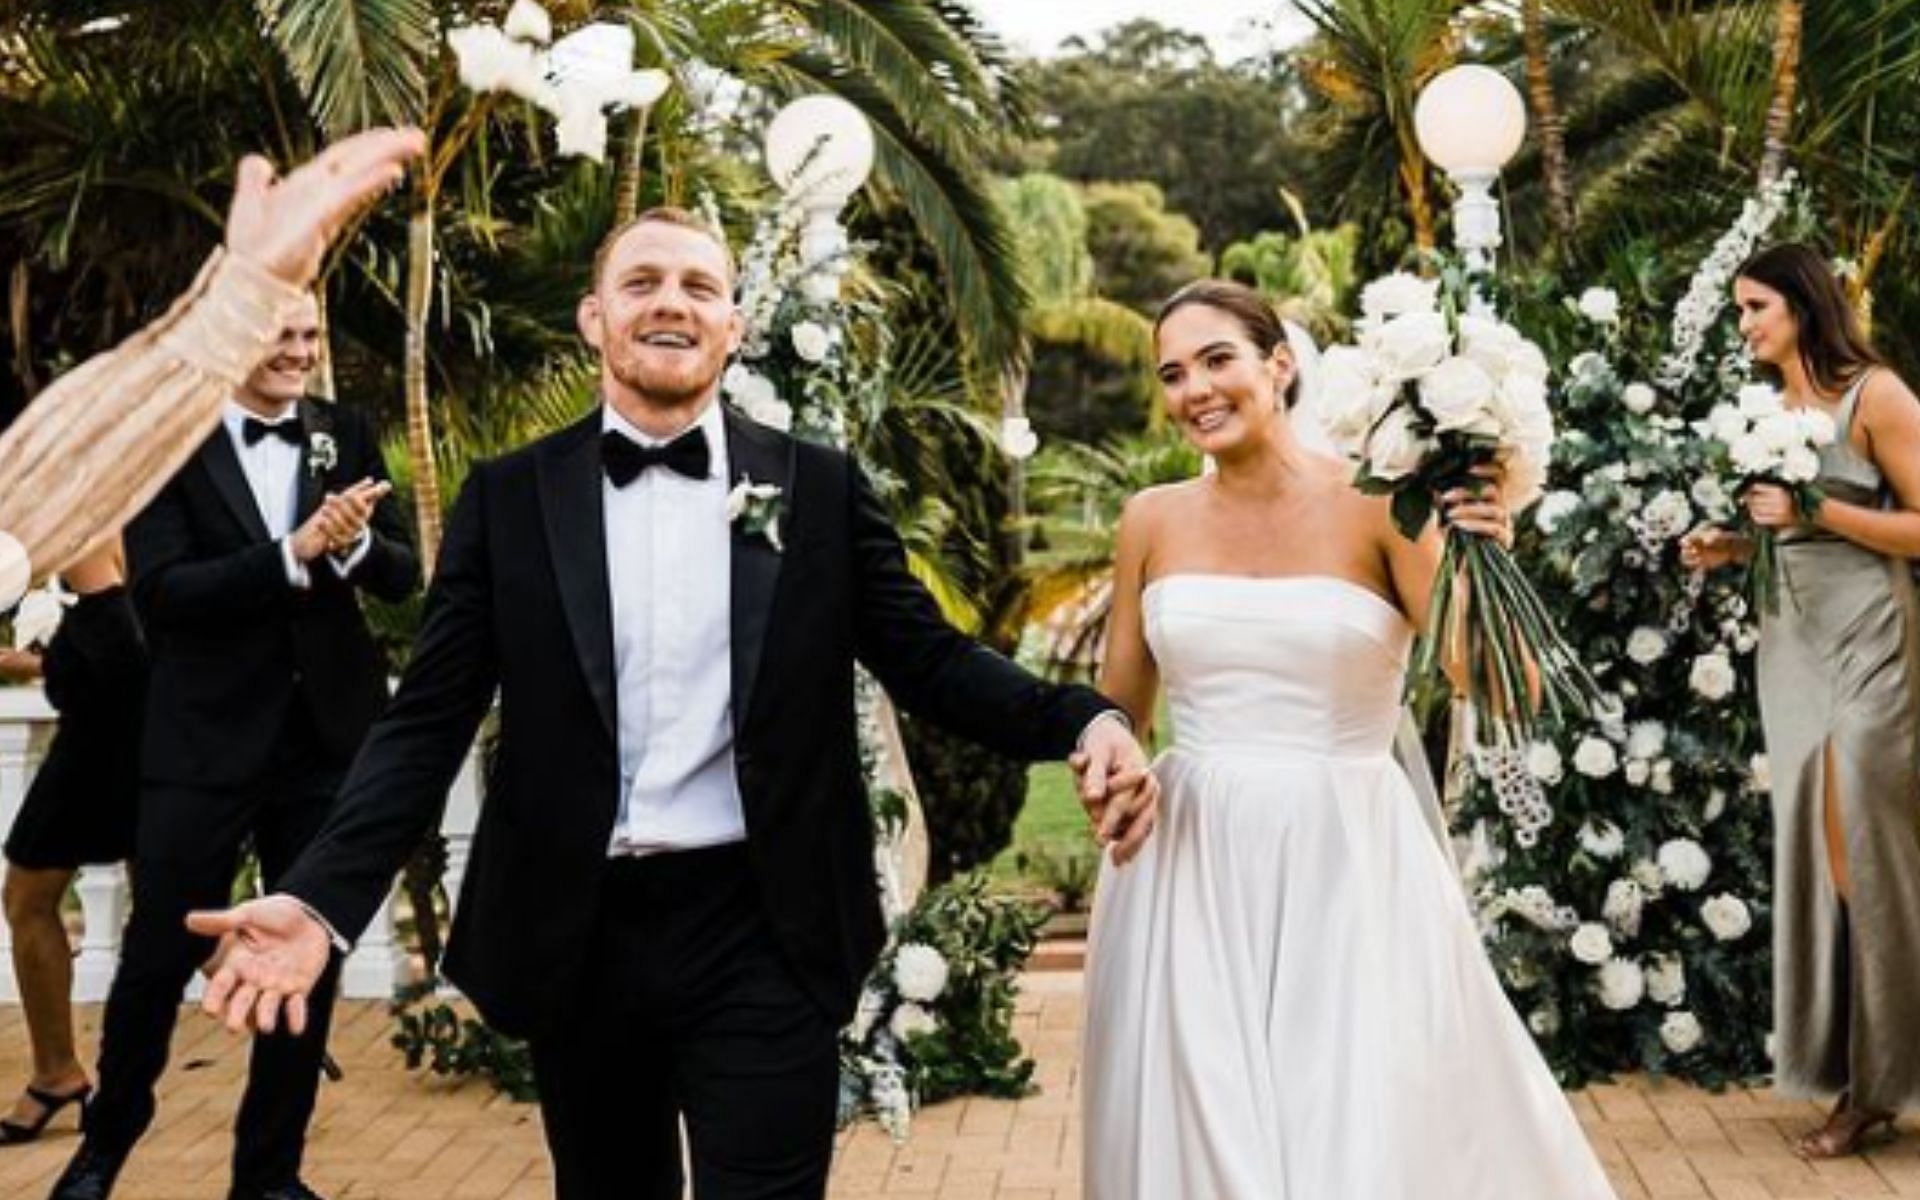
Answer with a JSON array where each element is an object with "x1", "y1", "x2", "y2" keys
[{"x1": 0, "y1": 684, "x2": 485, "y2": 1004}]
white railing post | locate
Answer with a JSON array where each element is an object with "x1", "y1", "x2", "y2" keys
[{"x1": 72, "y1": 864, "x2": 129, "y2": 1000}]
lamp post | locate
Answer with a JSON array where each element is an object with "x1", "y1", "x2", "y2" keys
[
  {"x1": 1413, "y1": 64, "x2": 1527, "y2": 282},
  {"x1": 763, "y1": 95, "x2": 876, "y2": 302}
]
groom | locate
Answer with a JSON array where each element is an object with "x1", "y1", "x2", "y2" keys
[{"x1": 187, "y1": 208, "x2": 1158, "y2": 1199}]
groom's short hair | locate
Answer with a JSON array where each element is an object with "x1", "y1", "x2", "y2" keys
[{"x1": 590, "y1": 207, "x2": 737, "y2": 291}]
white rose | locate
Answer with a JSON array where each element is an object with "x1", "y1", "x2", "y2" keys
[
  {"x1": 1624, "y1": 759, "x2": 1651, "y2": 787},
  {"x1": 1528, "y1": 1008, "x2": 1561, "y2": 1037},
  {"x1": 503, "y1": 0, "x2": 553, "y2": 43},
  {"x1": 1749, "y1": 753, "x2": 1770, "y2": 793},
  {"x1": 1360, "y1": 271, "x2": 1440, "y2": 321},
  {"x1": 1526, "y1": 742, "x2": 1564, "y2": 785},
  {"x1": 1573, "y1": 736, "x2": 1618, "y2": 779},
  {"x1": 1603, "y1": 880, "x2": 1645, "y2": 937},
  {"x1": 1577, "y1": 286, "x2": 1621, "y2": 324},
  {"x1": 724, "y1": 365, "x2": 791, "y2": 430},
  {"x1": 1569, "y1": 922, "x2": 1614, "y2": 964},
  {"x1": 1703, "y1": 788, "x2": 1728, "y2": 823},
  {"x1": 1568, "y1": 351, "x2": 1608, "y2": 382},
  {"x1": 1625, "y1": 721, "x2": 1667, "y2": 761},
  {"x1": 1689, "y1": 652, "x2": 1737, "y2": 702},
  {"x1": 1690, "y1": 475, "x2": 1730, "y2": 516},
  {"x1": 1755, "y1": 410, "x2": 1807, "y2": 453},
  {"x1": 1000, "y1": 416, "x2": 1039, "y2": 460},
  {"x1": 1535, "y1": 491, "x2": 1581, "y2": 535},
  {"x1": 1796, "y1": 407, "x2": 1837, "y2": 446},
  {"x1": 1578, "y1": 820, "x2": 1625, "y2": 859},
  {"x1": 1419, "y1": 357, "x2": 1501, "y2": 435},
  {"x1": 1639, "y1": 491, "x2": 1692, "y2": 543},
  {"x1": 1651, "y1": 759, "x2": 1674, "y2": 795},
  {"x1": 1365, "y1": 406, "x2": 1434, "y2": 483},
  {"x1": 790, "y1": 321, "x2": 832, "y2": 364},
  {"x1": 1626, "y1": 627, "x2": 1668, "y2": 665},
  {"x1": 1657, "y1": 838, "x2": 1712, "y2": 891},
  {"x1": 1738, "y1": 383, "x2": 1784, "y2": 418},
  {"x1": 1318, "y1": 346, "x2": 1392, "y2": 446},
  {"x1": 1647, "y1": 954, "x2": 1687, "y2": 1006},
  {"x1": 1621, "y1": 382, "x2": 1657, "y2": 414},
  {"x1": 1728, "y1": 432, "x2": 1773, "y2": 476},
  {"x1": 1456, "y1": 315, "x2": 1522, "y2": 378},
  {"x1": 892, "y1": 943, "x2": 951, "y2": 1002},
  {"x1": 1363, "y1": 311, "x2": 1452, "y2": 382},
  {"x1": 889, "y1": 1002, "x2": 940, "y2": 1042},
  {"x1": 1597, "y1": 958, "x2": 1646, "y2": 1010},
  {"x1": 1780, "y1": 445, "x2": 1822, "y2": 483},
  {"x1": 1704, "y1": 403, "x2": 1749, "y2": 444},
  {"x1": 1660, "y1": 1011, "x2": 1704, "y2": 1054},
  {"x1": 1700, "y1": 894, "x2": 1753, "y2": 941}
]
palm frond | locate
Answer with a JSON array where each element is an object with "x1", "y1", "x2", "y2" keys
[{"x1": 253, "y1": 0, "x2": 432, "y2": 135}]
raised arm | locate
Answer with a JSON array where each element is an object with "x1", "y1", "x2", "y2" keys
[{"x1": 0, "y1": 129, "x2": 425, "y2": 607}]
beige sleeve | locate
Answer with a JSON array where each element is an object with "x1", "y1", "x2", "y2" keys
[{"x1": 0, "y1": 250, "x2": 304, "y2": 606}]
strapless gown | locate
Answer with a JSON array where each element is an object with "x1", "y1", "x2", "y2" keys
[{"x1": 1082, "y1": 575, "x2": 1616, "y2": 1198}]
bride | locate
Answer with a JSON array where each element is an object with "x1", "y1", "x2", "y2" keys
[{"x1": 1077, "y1": 279, "x2": 1617, "y2": 1198}]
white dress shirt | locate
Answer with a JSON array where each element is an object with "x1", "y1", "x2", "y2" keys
[
  {"x1": 221, "y1": 399, "x2": 368, "y2": 587},
  {"x1": 603, "y1": 398, "x2": 746, "y2": 855}
]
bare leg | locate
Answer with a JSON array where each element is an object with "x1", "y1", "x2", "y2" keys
[
  {"x1": 2, "y1": 866, "x2": 90, "y2": 1128},
  {"x1": 1823, "y1": 748, "x2": 1851, "y2": 904}
]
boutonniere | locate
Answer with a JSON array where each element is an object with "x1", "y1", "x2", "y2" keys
[
  {"x1": 306, "y1": 431, "x2": 339, "y2": 477},
  {"x1": 727, "y1": 475, "x2": 784, "y2": 552}
]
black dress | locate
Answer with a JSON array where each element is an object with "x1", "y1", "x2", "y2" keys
[{"x1": 3, "y1": 586, "x2": 145, "y2": 869}]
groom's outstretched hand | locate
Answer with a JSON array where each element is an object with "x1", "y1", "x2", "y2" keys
[
  {"x1": 186, "y1": 897, "x2": 334, "y2": 1036},
  {"x1": 1072, "y1": 717, "x2": 1161, "y2": 866}
]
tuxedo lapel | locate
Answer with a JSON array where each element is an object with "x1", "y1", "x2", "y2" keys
[
  {"x1": 725, "y1": 408, "x2": 793, "y2": 736},
  {"x1": 294, "y1": 398, "x2": 328, "y2": 522},
  {"x1": 537, "y1": 414, "x2": 618, "y2": 743},
  {"x1": 200, "y1": 427, "x2": 273, "y2": 544}
]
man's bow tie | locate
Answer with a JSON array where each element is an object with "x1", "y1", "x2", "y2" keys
[
  {"x1": 602, "y1": 427, "x2": 712, "y2": 487},
  {"x1": 242, "y1": 416, "x2": 304, "y2": 447}
]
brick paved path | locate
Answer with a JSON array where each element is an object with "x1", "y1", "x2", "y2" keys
[{"x1": 3, "y1": 974, "x2": 1917, "y2": 1198}]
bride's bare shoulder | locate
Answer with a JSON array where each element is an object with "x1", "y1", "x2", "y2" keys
[{"x1": 1123, "y1": 478, "x2": 1205, "y2": 522}]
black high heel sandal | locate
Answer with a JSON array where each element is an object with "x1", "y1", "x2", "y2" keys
[{"x1": 0, "y1": 1082, "x2": 92, "y2": 1145}]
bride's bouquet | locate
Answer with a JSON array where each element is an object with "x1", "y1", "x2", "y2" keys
[
  {"x1": 1321, "y1": 271, "x2": 1600, "y2": 740},
  {"x1": 1694, "y1": 382, "x2": 1834, "y2": 614}
]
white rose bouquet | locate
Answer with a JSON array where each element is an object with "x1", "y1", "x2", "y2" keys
[
  {"x1": 1693, "y1": 382, "x2": 1835, "y2": 613},
  {"x1": 1324, "y1": 271, "x2": 1600, "y2": 739}
]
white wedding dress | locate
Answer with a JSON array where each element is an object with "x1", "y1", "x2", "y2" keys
[{"x1": 1082, "y1": 574, "x2": 1616, "y2": 1199}]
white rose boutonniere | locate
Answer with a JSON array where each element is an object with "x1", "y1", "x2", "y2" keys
[
  {"x1": 727, "y1": 475, "x2": 784, "y2": 552},
  {"x1": 307, "y1": 431, "x2": 338, "y2": 477}
]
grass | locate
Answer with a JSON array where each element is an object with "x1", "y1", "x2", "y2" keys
[{"x1": 989, "y1": 762, "x2": 1094, "y2": 883}]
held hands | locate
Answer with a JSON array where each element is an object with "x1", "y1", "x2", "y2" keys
[
  {"x1": 1679, "y1": 526, "x2": 1752, "y2": 571},
  {"x1": 1439, "y1": 463, "x2": 1514, "y2": 550},
  {"x1": 186, "y1": 897, "x2": 333, "y2": 1036},
  {"x1": 290, "y1": 478, "x2": 392, "y2": 562},
  {"x1": 1069, "y1": 717, "x2": 1161, "y2": 866},
  {"x1": 1742, "y1": 482, "x2": 1802, "y2": 530},
  {"x1": 225, "y1": 128, "x2": 427, "y2": 288}
]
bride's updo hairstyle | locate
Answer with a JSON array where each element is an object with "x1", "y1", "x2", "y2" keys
[{"x1": 1153, "y1": 279, "x2": 1300, "y2": 409}]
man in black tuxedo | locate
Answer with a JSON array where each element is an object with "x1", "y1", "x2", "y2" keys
[
  {"x1": 49, "y1": 292, "x2": 419, "y2": 1200},
  {"x1": 186, "y1": 209, "x2": 1159, "y2": 1200}
]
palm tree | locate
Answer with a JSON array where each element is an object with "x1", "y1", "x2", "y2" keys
[
  {"x1": 1294, "y1": 0, "x2": 1466, "y2": 257},
  {"x1": 1522, "y1": 0, "x2": 1577, "y2": 237}
]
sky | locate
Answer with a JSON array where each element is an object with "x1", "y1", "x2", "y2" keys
[{"x1": 966, "y1": 0, "x2": 1308, "y2": 62}]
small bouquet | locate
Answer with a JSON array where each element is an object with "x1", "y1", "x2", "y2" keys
[
  {"x1": 10, "y1": 578, "x2": 73, "y2": 652},
  {"x1": 1321, "y1": 271, "x2": 1600, "y2": 740},
  {"x1": 1695, "y1": 382, "x2": 1834, "y2": 613}
]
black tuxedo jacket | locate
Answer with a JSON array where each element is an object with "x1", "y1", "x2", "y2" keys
[
  {"x1": 127, "y1": 398, "x2": 418, "y2": 786},
  {"x1": 282, "y1": 408, "x2": 1113, "y2": 1038}
]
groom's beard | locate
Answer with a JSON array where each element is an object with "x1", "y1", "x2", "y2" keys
[{"x1": 604, "y1": 338, "x2": 726, "y2": 409}]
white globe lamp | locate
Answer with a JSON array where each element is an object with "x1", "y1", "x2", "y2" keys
[
  {"x1": 764, "y1": 95, "x2": 876, "y2": 301},
  {"x1": 1414, "y1": 65, "x2": 1527, "y2": 277}
]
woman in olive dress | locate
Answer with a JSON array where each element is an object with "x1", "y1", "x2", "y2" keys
[{"x1": 1683, "y1": 243, "x2": 1920, "y2": 1157}]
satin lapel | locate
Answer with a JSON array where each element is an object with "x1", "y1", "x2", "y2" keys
[
  {"x1": 200, "y1": 427, "x2": 273, "y2": 544},
  {"x1": 538, "y1": 413, "x2": 618, "y2": 742},
  {"x1": 294, "y1": 398, "x2": 328, "y2": 522},
  {"x1": 725, "y1": 408, "x2": 793, "y2": 736}
]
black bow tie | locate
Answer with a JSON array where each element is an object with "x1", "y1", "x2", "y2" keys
[
  {"x1": 602, "y1": 427, "x2": 711, "y2": 487},
  {"x1": 241, "y1": 416, "x2": 303, "y2": 448}
]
